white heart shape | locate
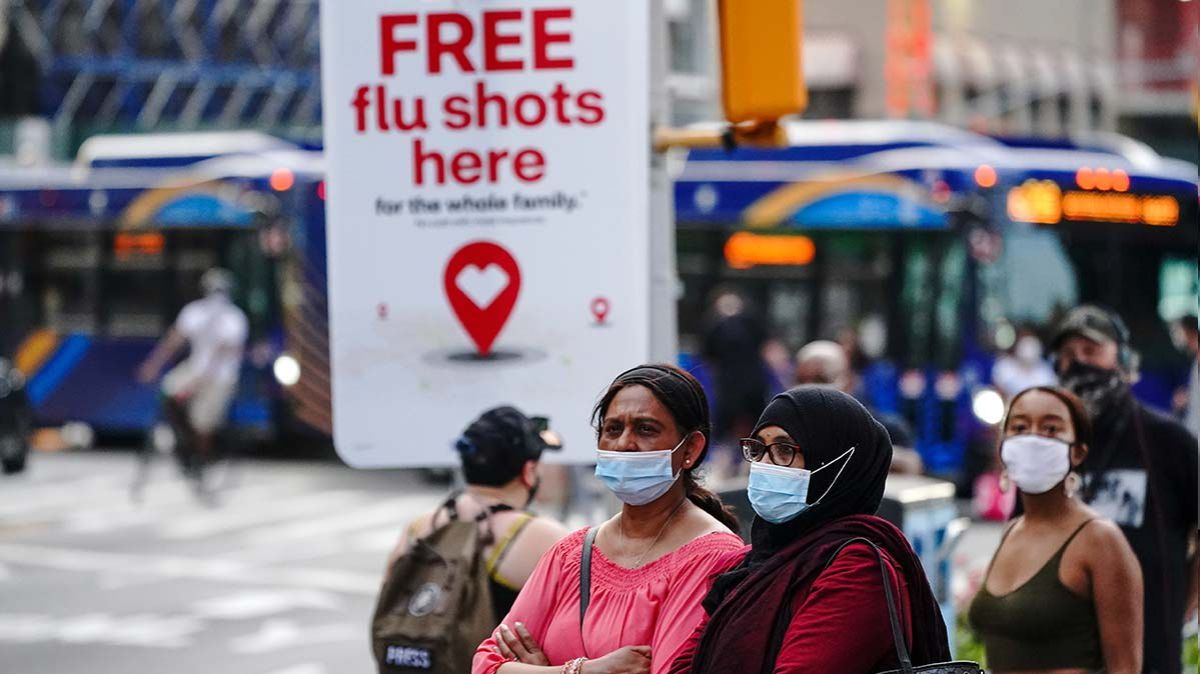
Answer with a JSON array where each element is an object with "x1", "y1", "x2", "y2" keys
[{"x1": 455, "y1": 264, "x2": 510, "y2": 310}]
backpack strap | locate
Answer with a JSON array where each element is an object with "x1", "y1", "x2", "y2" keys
[
  {"x1": 580, "y1": 527, "x2": 598, "y2": 629},
  {"x1": 486, "y1": 513, "x2": 535, "y2": 584}
]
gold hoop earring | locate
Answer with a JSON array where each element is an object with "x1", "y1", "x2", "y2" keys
[
  {"x1": 1064, "y1": 472, "x2": 1081, "y2": 498},
  {"x1": 999, "y1": 470, "x2": 1011, "y2": 494}
]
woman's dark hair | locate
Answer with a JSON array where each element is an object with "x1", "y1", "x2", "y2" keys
[
  {"x1": 1001, "y1": 385, "x2": 1093, "y2": 449},
  {"x1": 591, "y1": 363, "x2": 740, "y2": 535}
]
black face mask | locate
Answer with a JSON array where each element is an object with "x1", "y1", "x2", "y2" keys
[{"x1": 1058, "y1": 360, "x2": 1128, "y2": 417}]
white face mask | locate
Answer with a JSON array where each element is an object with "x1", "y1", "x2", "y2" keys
[{"x1": 1001, "y1": 434, "x2": 1072, "y2": 494}]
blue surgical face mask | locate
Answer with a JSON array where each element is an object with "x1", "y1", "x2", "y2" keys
[
  {"x1": 747, "y1": 447, "x2": 855, "y2": 524},
  {"x1": 595, "y1": 434, "x2": 689, "y2": 506}
]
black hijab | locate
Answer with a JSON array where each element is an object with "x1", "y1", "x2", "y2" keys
[
  {"x1": 706, "y1": 387, "x2": 892, "y2": 609},
  {"x1": 691, "y1": 387, "x2": 950, "y2": 672}
]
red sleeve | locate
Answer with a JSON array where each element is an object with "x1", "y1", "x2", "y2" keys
[
  {"x1": 666, "y1": 546, "x2": 747, "y2": 674},
  {"x1": 665, "y1": 612, "x2": 707, "y2": 674},
  {"x1": 771, "y1": 544, "x2": 911, "y2": 674}
]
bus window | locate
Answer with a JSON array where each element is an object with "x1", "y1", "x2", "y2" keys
[
  {"x1": 814, "y1": 233, "x2": 892, "y2": 342},
  {"x1": 899, "y1": 239, "x2": 934, "y2": 368},
  {"x1": 1159, "y1": 257, "x2": 1198, "y2": 323},
  {"x1": 978, "y1": 226, "x2": 1077, "y2": 339},
  {"x1": 168, "y1": 229, "x2": 221, "y2": 309},
  {"x1": 39, "y1": 229, "x2": 101, "y2": 334},
  {"x1": 767, "y1": 283, "x2": 812, "y2": 349},
  {"x1": 934, "y1": 240, "x2": 966, "y2": 369},
  {"x1": 106, "y1": 230, "x2": 168, "y2": 337}
]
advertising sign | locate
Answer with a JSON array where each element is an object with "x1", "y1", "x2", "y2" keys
[{"x1": 320, "y1": 1, "x2": 651, "y2": 466}]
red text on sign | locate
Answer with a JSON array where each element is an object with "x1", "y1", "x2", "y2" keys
[
  {"x1": 380, "y1": 8, "x2": 574, "y2": 76},
  {"x1": 413, "y1": 139, "x2": 545, "y2": 186}
]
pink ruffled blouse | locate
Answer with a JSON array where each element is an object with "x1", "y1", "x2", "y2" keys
[{"x1": 472, "y1": 528, "x2": 745, "y2": 674}]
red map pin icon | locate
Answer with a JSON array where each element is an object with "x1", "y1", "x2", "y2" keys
[
  {"x1": 590, "y1": 297, "x2": 610, "y2": 324},
  {"x1": 443, "y1": 241, "x2": 521, "y2": 356}
]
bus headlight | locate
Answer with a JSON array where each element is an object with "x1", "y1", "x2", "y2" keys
[
  {"x1": 273, "y1": 354, "x2": 301, "y2": 387},
  {"x1": 971, "y1": 387, "x2": 1005, "y2": 425}
]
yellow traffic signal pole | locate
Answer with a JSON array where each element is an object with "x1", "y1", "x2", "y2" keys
[
  {"x1": 654, "y1": 0, "x2": 807, "y2": 153},
  {"x1": 653, "y1": 120, "x2": 789, "y2": 152},
  {"x1": 647, "y1": 0, "x2": 807, "y2": 364}
]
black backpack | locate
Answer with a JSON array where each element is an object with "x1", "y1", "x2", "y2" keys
[{"x1": 372, "y1": 497, "x2": 510, "y2": 673}]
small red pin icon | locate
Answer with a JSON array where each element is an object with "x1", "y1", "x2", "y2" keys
[
  {"x1": 590, "y1": 297, "x2": 610, "y2": 324},
  {"x1": 443, "y1": 241, "x2": 521, "y2": 356}
]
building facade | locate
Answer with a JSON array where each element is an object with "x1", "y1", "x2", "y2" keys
[{"x1": 668, "y1": 0, "x2": 1122, "y2": 138}]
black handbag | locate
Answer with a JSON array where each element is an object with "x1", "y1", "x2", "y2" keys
[{"x1": 823, "y1": 537, "x2": 984, "y2": 674}]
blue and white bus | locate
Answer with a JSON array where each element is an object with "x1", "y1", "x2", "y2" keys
[
  {"x1": 0, "y1": 132, "x2": 331, "y2": 445},
  {"x1": 672, "y1": 120, "x2": 1197, "y2": 474},
  {"x1": 1, "y1": 122, "x2": 1194, "y2": 474}
]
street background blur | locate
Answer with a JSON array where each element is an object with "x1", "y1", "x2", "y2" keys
[{"x1": 0, "y1": 1, "x2": 1196, "y2": 672}]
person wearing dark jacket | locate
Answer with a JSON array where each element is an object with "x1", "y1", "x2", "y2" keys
[
  {"x1": 1051, "y1": 305, "x2": 1198, "y2": 674},
  {"x1": 669, "y1": 387, "x2": 951, "y2": 674}
]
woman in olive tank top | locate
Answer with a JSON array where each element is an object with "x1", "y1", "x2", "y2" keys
[{"x1": 968, "y1": 386, "x2": 1143, "y2": 674}]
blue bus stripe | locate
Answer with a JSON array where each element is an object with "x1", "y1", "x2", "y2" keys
[{"x1": 27, "y1": 335, "x2": 92, "y2": 406}]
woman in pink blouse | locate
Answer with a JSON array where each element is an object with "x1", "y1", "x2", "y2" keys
[{"x1": 473, "y1": 364, "x2": 745, "y2": 674}]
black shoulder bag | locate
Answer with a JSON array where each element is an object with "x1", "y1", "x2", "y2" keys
[
  {"x1": 823, "y1": 537, "x2": 983, "y2": 674},
  {"x1": 577, "y1": 527, "x2": 599, "y2": 656}
]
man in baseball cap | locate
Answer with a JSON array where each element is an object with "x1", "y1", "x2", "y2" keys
[
  {"x1": 385, "y1": 405, "x2": 568, "y2": 623},
  {"x1": 455, "y1": 406, "x2": 562, "y2": 491},
  {"x1": 1051, "y1": 304, "x2": 1198, "y2": 674}
]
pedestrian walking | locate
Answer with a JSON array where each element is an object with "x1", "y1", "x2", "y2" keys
[
  {"x1": 969, "y1": 386, "x2": 1143, "y2": 673},
  {"x1": 670, "y1": 387, "x2": 955, "y2": 674},
  {"x1": 136, "y1": 268, "x2": 247, "y2": 498},
  {"x1": 474, "y1": 364, "x2": 743, "y2": 674},
  {"x1": 1052, "y1": 305, "x2": 1198, "y2": 674}
]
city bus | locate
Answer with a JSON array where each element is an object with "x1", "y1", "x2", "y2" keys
[
  {"x1": 0, "y1": 132, "x2": 332, "y2": 446},
  {"x1": 672, "y1": 120, "x2": 1197, "y2": 474},
  {"x1": 1, "y1": 123, "x2": 1194, "y2": 475}
]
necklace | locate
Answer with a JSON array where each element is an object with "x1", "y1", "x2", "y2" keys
[{"x1": 619, "y1": 497, "x2": 687, "y2": 568}]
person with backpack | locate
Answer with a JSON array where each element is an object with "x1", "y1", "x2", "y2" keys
[
  {"x1": 373, "y1": 406, "x2": 570, "y2": 674},
  {"x1": 474, "y1": 364, "x2": 745, "y2": 674}
]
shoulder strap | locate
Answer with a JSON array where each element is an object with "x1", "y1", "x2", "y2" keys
[
  {"x1": 981, "y1": 517, "x2": 1021, "y2": 584},
  {"x1": 487, "y1": 514, "x2": 534, "y2": 577},
  {"x1": 580, "y1": 527, "x2": 598, "y2": 629},
  {"x1": 822, "y1": 538, "x2": 913, "y2": 674},
  {"x1": 1054, "y1": 518, "x2": 1096, "y2": 555}
]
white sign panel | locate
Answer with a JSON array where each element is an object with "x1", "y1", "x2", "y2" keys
[{"x1": 320, "y1": 0, "x2": 651, "y2": 467}]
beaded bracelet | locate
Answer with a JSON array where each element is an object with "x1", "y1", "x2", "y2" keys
[{"x1": 562, "y1": 656, "x2": 587, "y2": 674}]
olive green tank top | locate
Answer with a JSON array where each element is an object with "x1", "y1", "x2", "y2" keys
[{"x1": 968, "y1": 518, "x2": 1102, "y2": 672}]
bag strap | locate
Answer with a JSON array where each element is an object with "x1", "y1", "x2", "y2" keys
[
  {"x1": 822, "y1": 537, "x2": 913, "y2": 674},
  {"x1": 580, "y1": 527, "x2": 598, "y2": 629}
]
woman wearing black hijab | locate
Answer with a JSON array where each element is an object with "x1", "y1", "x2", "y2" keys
[{"x1": 669, "y1": 387, "x2": 952, "y2": 674}]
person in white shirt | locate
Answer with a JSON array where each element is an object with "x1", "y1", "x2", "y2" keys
[
  {"x1": 137, "y1": 268, "x2": 248, "y2": 466},
  {"x1": 992, "y1": 326, "x2": 1057, "y2": 400}
]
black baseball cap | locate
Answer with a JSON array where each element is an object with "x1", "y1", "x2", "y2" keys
[
  {"x1": 1050, "y1": 305, "x2": 1127, "y2": 351},
  {"x1": 455, "y1": 406, "x2": 561, "y2": 486}
]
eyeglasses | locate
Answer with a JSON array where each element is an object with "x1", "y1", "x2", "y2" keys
[{"x1": 740, "y1": 438, "x2": 802, "y2": 467}]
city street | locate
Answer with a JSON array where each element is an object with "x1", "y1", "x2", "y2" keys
[
  {"x1": 0, "y1": 450, "x2": 1008, "y2": 673},
  {"x1": 0, "y1": 451, "x2": 443, "y2": 674}
]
